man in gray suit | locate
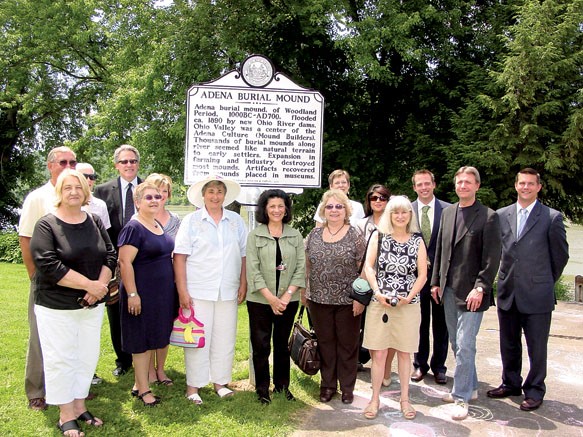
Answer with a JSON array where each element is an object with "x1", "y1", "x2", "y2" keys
[
  {"x1": 431, "y1": 166, "x2": 501, "y2": 420},
  {"x1": 487, "y1": 168, "x2": 568, "y2": 412},
  {"x1": 410, "y1": 170, "x2": 450, "y2": 385}
]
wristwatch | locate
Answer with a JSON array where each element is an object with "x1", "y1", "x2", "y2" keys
[
  {"x1": 286, "y1": 289, "x2": 294, "y2": 295},
  {"x1": 475, "y1": 287, "x2": 484, "y2": 293},
  {"x1": 128, "y1": 292, "x2": 138, "y2": 298}
]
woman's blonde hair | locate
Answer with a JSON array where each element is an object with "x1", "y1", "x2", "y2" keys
[
  {"x1": 134, "y1": 182, "x2": 160, "y2": 209},
  {"x1": 145, "y1": 173, "x2": 173, "y2": 198},
  {"x1": 377, "y1": 195, "x2": 420, "y2": 234},
  {"x1": 54, "y1": 169, "x2": 90, "y2": 207},
  {"x1": 318, "y1": 189, "x2": 352, "y2": 225}
]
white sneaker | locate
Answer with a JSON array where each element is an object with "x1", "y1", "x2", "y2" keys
[
  {"x1": 451, "y1": 399, "x2": 469, "y2": 420},
  {"x1": 442, "y1": 389, "x2": 477, "y2": 403}
]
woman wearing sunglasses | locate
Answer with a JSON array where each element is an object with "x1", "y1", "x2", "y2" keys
[
  {"x1": 355, "y1": 185, "x2": 393, "y2": 377},
  {"x1": 305, "y1": 189, "x2": 366, "y2": 404},
  {"x1": 118, "y1": 182, "x2": 177, "y2": 407},
  {"x1": 30, "y1": 169, "x2": 116, "y2": 435}
]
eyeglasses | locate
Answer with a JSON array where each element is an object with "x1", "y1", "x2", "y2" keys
[
  {"x1": 369, "y1": 195, "x2": 388, "y2": 202},
  {"x1": 143, "y1": 194, "x2": 162, "y2": 201},
  {"x1": 325, "y1": 204, "x2": 345, "y2": 210},
  {"x1": 117, "y1": 159, "x2": 139, "y2": 165},
  {"x1": 83, "y1": 174, "x2": 97, "y2": 180},
  {"x1": 55, "y1": 160, "x2": 77, "y2": 168}
]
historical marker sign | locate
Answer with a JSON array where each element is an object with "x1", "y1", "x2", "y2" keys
[{"x1": 184, "y1": 55, "x2": 324, "y2": 188}]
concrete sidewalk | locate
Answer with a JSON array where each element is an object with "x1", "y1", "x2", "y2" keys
[{"x1": 293, "y1": 301, "x2": 583, "y2": 436}]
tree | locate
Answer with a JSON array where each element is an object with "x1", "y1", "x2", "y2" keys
[
  {"x1": 451, "y1": 0, "x2": 583, "y2": 218},
  {"x1": 0, "y1": 0, "x2": 108, "y2": 226}
]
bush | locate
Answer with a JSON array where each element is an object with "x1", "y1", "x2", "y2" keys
[{"x1": 0, "y1": 232, "x2": 22, "y2": 263}]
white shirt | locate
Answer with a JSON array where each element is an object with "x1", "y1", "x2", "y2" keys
[
  {"x1": 416, "y1": 197, "x2": 436, "y2": 231},
  {"x1": 516, "y1": 200, "x2": 537, "y2": 230},
  {"x1": 18, "y1": 182, "x2": 56, "y2": 237},
  {"x1": 83, "y1": 195, "x2": 111, "y2": 230},
  {"x1": 313, "y1": 199, "x2": 365, "y2": 226},
  {"x1": 120, "y1": 177, "x2": 138, "y2": 215},
  {"x1": 174, "y1": 207, "x2": 247, "y2": 301}
]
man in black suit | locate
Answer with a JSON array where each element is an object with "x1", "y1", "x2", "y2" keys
[
  {"x1": 410, "y1": 170, "x2": 450, "y2": 385},
  {"x1": 94, "y1": 144, "x2": 142, "y2": 376},
  {"x1": 431, "y1": 166, "x2": 501, "y2": 420},
  {"x1": 487, "y1": 168, "x2": 568, "y2": 412}
]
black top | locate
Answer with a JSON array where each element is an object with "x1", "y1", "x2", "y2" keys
[{"x1": 30, "y1": 213, "x2": 117, "y2": 310}]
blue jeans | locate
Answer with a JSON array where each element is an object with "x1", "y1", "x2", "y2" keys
[{"x1": 443, "y1": 286, "x2": 484, "y2": 402}]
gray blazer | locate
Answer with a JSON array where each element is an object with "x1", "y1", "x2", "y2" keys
[
  {"x1": 496, "y1": 201, "x2": 569, "y2": 314},
  {"x1": 431, "y1": 200, "x2": 501, "y2": 311}
]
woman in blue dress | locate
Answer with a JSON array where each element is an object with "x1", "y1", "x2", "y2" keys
[{"x1": 118, "y1": 182, "x2": 176, "y2": 407}]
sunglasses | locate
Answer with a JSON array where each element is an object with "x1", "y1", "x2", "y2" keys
[
  {"x1": 56, "y1": 160, "x2": 77, "y2": 168},
  {"x1": 117, "y1": 159, "x2": 139, "y2": 165},
  {"x1": 77, "y1": 297, "x2": 98, "y2": 309},
  {"x1": 143, "y1": 194, "x2": 162, "y2": 201},
  {"x1": 83, "y1": 173, "x2": 97, "y2": 180},
  {"x1": 325, "y1": 204, "x2": 345, "y2": 210},
  {"x1": 369, "y1": 195, "x2": 388, "y2": 202}
]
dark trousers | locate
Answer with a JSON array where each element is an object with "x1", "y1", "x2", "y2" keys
[
  {"x1": 498, "y1": 301, "x2": 551, "y2": 401},
  {"x1": 308, "y1": 301, "x2": 361, "y2": 394},
  {"x1": 247, "y1": 300, "x2": 299, "y2": 393},
  {"x1": 413, "y1": 284, "x2": 448, "y2": 374},
  {"x1": 107, "y1": 300, "x2": 132, "y2": 369}
]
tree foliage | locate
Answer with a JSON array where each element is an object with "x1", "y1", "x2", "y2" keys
[{"x1": 1, "y1": 0, "x2": 582, "y2": 229}]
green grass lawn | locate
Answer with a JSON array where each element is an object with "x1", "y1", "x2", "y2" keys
[{"x1": 0, "y1": 263, "x2": 319, "y2": 436}]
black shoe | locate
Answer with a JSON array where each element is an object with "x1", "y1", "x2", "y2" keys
[
  {"x1": 341, "y1": 392, "x2": 354, "y2": 404},
  {"x1": 319, "y1": 388, "x2": 336, "y2": 403},
  {"x1": 112, "y1": 366, "x2": 130, "y2": 377},
  {"x1": 411, "y1": 368, "x2": 426, "y2": 382},
  {"x1": 434, "y1": 372, "x2": 448, "y2": 385},
  {"x1": 520, "y1": 398, "x2": 543, "y2": 411},
  {"x1": 274, "y1": 387, "x2": 295, "y2": 401},
  {"x1": 257, "y1": 390, "x2": 271, "y2": 405},
  {"x1": 137, "y1": 390, "x2": 161, "y2": 407},
  {"x1": 487, "y1": 386, "x2": 522, "y2": 398}
]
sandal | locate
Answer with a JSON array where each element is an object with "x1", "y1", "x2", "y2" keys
[
  {"x1": 138, "y1": 390, "x2": 161, "y2": 407},
  {"x1": 216, "y1": 386, "x2": 234, "y2": 398},
  {"x1": 158, "y1": 378, "x2": 174, "y2": 386},
  {"x1": 57, "y1": 419, "x2": 84, "y2": 436},
  {"x1": 77, "y1": 411, "x2": 103, "y2": 427},
  {"x1": 363, "y1": 401, "x2": 379, "y2": 420},
  {"x1": 400, "y1": 399, "x2": 416, "y2": 420},
  {"x1": 186, "y1": 393, "x2": 203, "y2": 405}
]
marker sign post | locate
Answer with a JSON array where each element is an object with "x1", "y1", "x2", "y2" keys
[{"x1": 184, "y1": 55, "x2": 324, "y2": 189}]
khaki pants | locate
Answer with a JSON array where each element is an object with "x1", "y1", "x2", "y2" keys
[{"x1": 25, "y1": 283, "x2": 45, "y2": 399}]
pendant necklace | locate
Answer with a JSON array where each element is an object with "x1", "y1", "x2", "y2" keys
[{"x1": 327, "y1": 224, "x2": 344, "y2": 236}]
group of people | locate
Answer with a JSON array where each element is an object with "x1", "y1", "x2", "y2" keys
[{"x1": 18, "y1": 147, "x2": 569, "y2": 434}]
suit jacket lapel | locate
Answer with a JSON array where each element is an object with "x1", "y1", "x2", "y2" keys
[
  {"x1": 115, "y1": 177, "x2": 123, "y2": 226},
  {"x1": 506, "y1": 205, "x2": 518, "y2": 240},
  {"x1": 431, "y1": 200, "x2": 443, "y2": 245},
  {"x1": 519, "y1": 201, "x2": 541, "y2": 240}
]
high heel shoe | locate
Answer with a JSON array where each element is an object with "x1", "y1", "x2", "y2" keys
[
  {"x1": 363, "y1": 401, "x2": 379, "y2": 419},
  {"x1": 400, "y1": 399, "x2": 416, "y2": 420},
  {"x1": 138, "y1": 390, "x2": 161, "y2": 407}
]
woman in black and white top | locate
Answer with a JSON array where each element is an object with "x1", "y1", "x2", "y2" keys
[{"x1": 31, "y1": 169, "x2": 116, "y2": 436}]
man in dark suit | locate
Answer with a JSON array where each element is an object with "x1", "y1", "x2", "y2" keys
[
  {"x1": 94, "y1": 144, "x2": 142, "y2": 376},
  {"x1": 410, "y1": 170, "x2": 450, "y2": 385},
  {"x1": 430, "y1": 166, "x2": 501, "y2": 420},
  {"x1": 487, "y1": 168, "x2": 568, "y2": 412}
]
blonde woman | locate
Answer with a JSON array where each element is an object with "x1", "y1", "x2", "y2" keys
[
  {"x1": 362, "y1": 196, "x2": 427, "y2": 420},
  {"x1": 305, "y1": 189, "x2": 366, "y2": 404}
]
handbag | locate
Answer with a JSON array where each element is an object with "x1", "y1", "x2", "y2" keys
[
  {"x1": 349, "y1": 229, "x2": 378, "y2": 306},
  {"x1": 105, "y1": 262, "x2": 121, "y2": 306},
  {"x1": 288, "y1": 305, "x2": 320, "y2": 375},
  {"x1": 169, "y1": 306, "x2": 206, "y2": 348}
]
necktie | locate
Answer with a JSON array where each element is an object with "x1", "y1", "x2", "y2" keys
[
  {"x1": 517, "y1": 208, "x2": 527, "y2": 238},
  {"x1": 421, "y1": 205, "x2": 431, "y2": 245},
  {"x1": 124, "y1": 183, "x2": 134, "y2": 225}
]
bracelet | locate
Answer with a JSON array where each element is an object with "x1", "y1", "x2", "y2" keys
[{"x1": 128, "y1": 292, "x2": 139, "y2": 298}]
